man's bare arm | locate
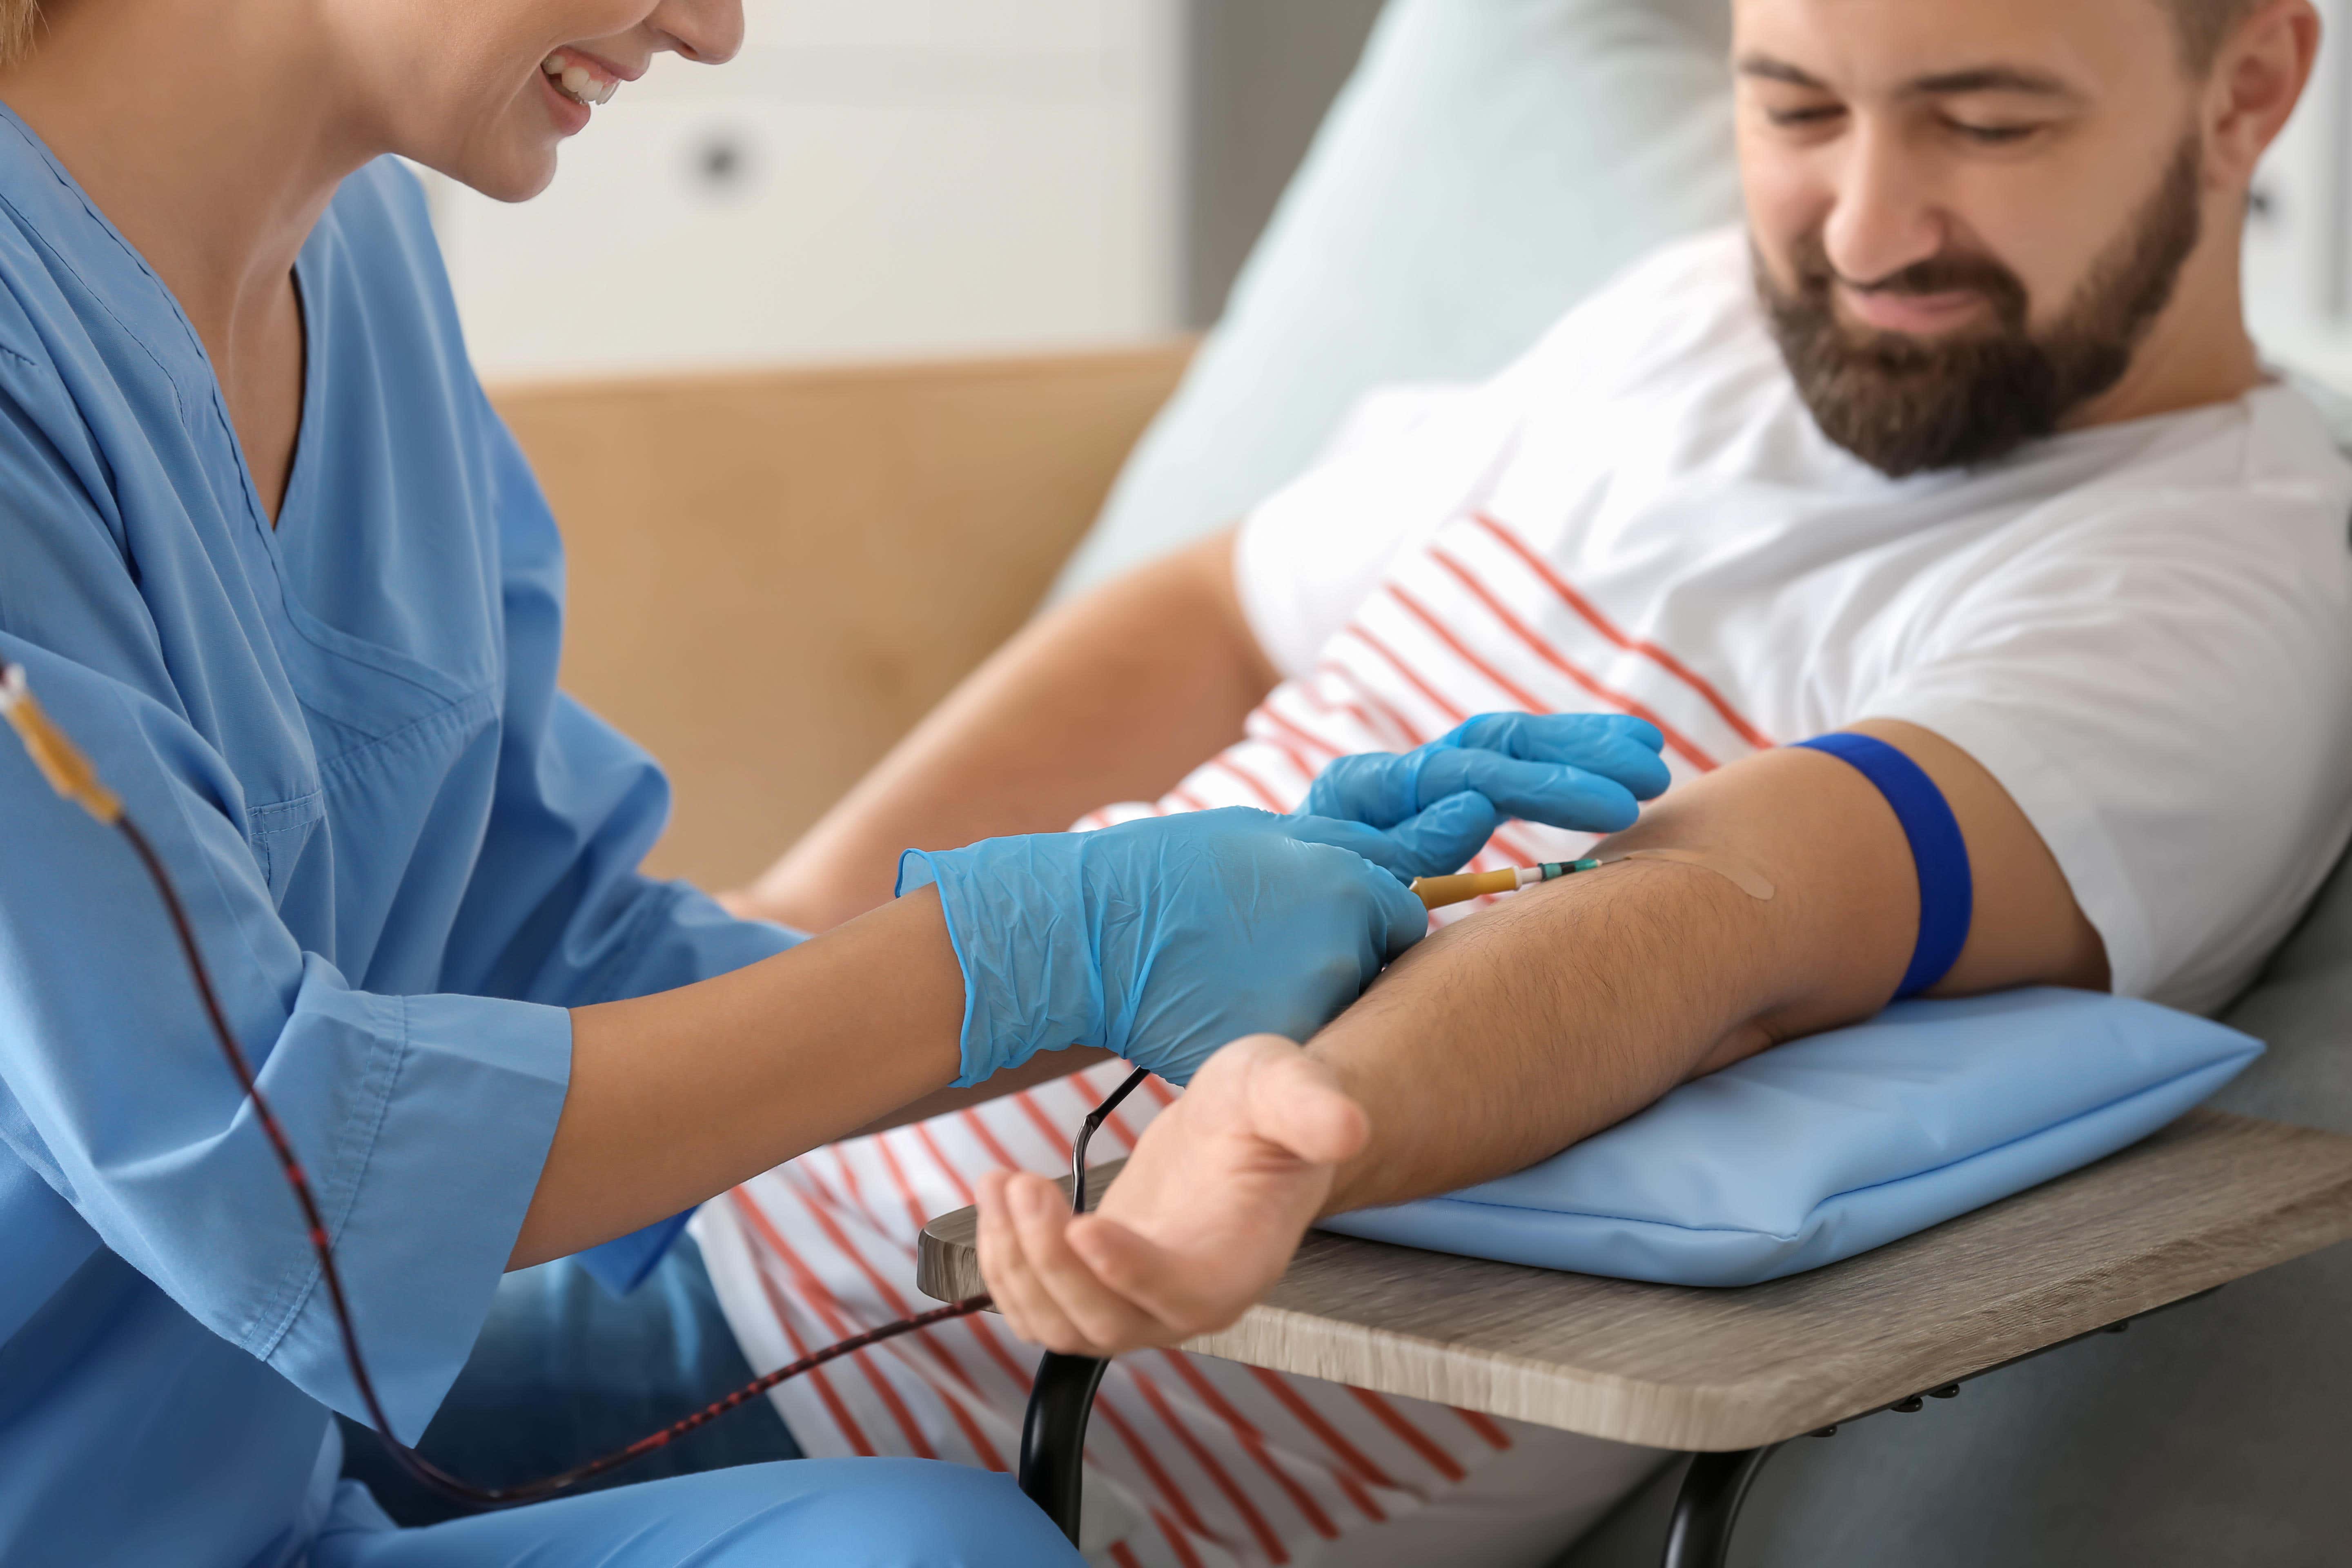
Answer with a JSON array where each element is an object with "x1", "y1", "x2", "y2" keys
[
  {"x1": 974, "y1": 719, "x2": 2110, "y2": 1354},
  {"x1": 731, "y1": 528, "x2": 1275, "y2": 933},
  {"x1": 1312, "y1": 718, "x2": 2105, "y2": 1211}
]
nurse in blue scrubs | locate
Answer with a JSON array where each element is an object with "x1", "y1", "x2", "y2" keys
[{"x1": 0, "y1": 1, "x2": 1551, "y2": 1564}]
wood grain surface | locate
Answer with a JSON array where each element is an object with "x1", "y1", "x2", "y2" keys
[
  {"x1": 494, "y1": 343, "x2": 1192, "y2": 891},
  {"x1": 918, "y1": 1109, "x2": 2352, "y2": 1450}
]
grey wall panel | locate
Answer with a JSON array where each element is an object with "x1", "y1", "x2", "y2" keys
[{"x1": 1183, "y1": 0, "x2": 1387, "y2": 325}]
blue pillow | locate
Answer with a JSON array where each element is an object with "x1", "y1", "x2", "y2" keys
[{"x1": 1318, "y1": 989, "x2": 2261, "y2": 1286}]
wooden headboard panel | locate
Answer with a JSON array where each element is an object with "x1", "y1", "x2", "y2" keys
[{"x1": 492, "y1": 342, "x2": 1192, "y2": 892}]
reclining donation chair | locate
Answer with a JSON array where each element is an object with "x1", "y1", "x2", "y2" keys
[
  {"x1": 515, "y1": 1, "x2": 2352, "y2": 1562},
  {"x1": 1048, "y1": 9, "x2": 2352, "y2": 1555}
]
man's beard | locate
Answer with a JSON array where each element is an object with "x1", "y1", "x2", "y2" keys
[{"x1": 1756, "y1": 135, "x2": 2205, "y2": 479}]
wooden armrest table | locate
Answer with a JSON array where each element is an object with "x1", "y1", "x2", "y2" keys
[
  {"x1": 508, "y1": 351, "x2": 2352, "y2": 1556},
  {"x1": 496, "y1": 342, "x2": 1194, "y2": 892},
  {"x1": 919, "y1": 1108, "x2": 2352, "y2": 1567}
]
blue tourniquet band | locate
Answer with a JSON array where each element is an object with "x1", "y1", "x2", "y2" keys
[{"x1": 1794, "y1": 733, "x2": 1973, "y2": 998}]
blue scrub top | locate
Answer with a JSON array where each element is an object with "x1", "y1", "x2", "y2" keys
[{"x1": 0, "y1": 116, "x2": 796, "y2": 1566}]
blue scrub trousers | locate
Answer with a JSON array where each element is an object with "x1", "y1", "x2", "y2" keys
[
  {"x1": 330, "y1": 1238, "x2": 1075, "y2": 1564},
  {"x1": 341, "y1": 1236, "x2": 801, "y2": 1526},
  {"x1": 314, "y1": 1459, "x2": 1082, "y2": 1566}
]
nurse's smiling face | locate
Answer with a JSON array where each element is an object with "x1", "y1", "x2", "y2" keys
[{"x1": 354, "y1": 0, "x2": 744, "y2": 202}]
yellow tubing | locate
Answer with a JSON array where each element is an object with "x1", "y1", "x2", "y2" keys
[
  {"x1": 1408, "y1": 866, "x2": 1522, "y2": 910},
  {"x1": 0, "y1": 666, "x2": 121, "y2": 826}
]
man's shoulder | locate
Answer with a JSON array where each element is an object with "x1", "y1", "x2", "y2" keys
[
  {"x1": 2239, "y1": 378, "x2": 2352, "y2": 496},
  {"x1": 1512, "y1": 225, "x2": 1759, "y2": 376},
  {"x1": 2054, "y1": 383, "x2": 2352, "y2": 522},
  {"x1": 1598, "y1": 225, "x2": 1756, "y2": 305},
  {"x1": 1941, "y1": 389, "x2": 2352, "y2": 615}
]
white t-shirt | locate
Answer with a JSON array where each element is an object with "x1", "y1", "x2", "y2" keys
[
  {"x1": 1208, "y1": 228, "x2": 2352, "y2": 1014},
  {"x1": 690, "y1": 232, "x2": 2352, "y2": 1565}
]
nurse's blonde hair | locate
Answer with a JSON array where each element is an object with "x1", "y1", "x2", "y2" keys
[{"x1": 0, "y1": 2, "x2": 34, "y2": 65}]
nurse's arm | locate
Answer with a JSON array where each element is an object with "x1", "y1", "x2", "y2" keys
[
  {"x1": 973, "y1": 720, "x2": 2109, "y2": 1354},
  {"x1": 511, "y1": 885, "x2": 969, "y2": 1267},
  {"x1": 731, "y1": 528, "x2": 1273, "y2": 933}
]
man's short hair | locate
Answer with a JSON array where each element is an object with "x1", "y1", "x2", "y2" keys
[{"x1": 2170, "y1": 0, "x2": 2258, "y2": 72}]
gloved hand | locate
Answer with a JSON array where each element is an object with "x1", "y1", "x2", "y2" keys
[
  {"x1": 899, "y1": 807, "x2": 1429, "y2": 1087},
  {"x1": 1295, "y1": 713, "x2": 1670, "y2": 879}
]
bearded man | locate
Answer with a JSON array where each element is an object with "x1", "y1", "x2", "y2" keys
[{"x1": 702, "y1": 1, "x2": 2350, "y2": 1561}]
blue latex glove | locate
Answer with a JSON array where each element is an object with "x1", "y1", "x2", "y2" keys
[
  {"x1": 1296, "y1": 713, "x2": 1670, "y2": 878},
  {"x1": 899, "y1": 807, "x2": 1430, "y2": 1087}
]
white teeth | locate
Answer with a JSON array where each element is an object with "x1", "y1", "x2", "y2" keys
[{"x1": 542, "y1": 52, "x2": 619, "y2": 108}]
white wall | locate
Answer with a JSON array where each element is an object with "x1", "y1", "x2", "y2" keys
[
  {"x1": 437, "y1": 0, "x2": 2350, "y2": 393},
  {"x1": 2247, "y1": 0, "x2": 2352, "y2": 392},
  {"x1": 437, "y1": 0, "x2": 1185, "y2": 381}
]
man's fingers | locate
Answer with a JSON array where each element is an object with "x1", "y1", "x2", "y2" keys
[
  {"x1": 1005, "y1": 1175, "x2": 1178, "y2": 1353},
  {"x1": 977, "y1": 1172, "x2": 1095, "y2": 1352},
  {"x1": 1023, "y1": 1040, "x2": 1351, "y2": 1357},
  {"x1": 1012, "y1": 1037, "x2": 1356, "y2": 1352},
  {"x1": 973, "y1": 1171, "x2": 1045, "y2": 1340},
  {"x1": 1061, "y1": 1214, "x2": 1234, "y2": 1336}
]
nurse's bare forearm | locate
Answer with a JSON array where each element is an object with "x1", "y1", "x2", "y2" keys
[
  {"x1": 740, "y1": 530, "x2": 1274, "y2": 932},
  {"x1": 512, "y1": 888, "x2": 967, "y2": 1267},
  {"x1": 844, "y1": 1045, "x2": 1120, "y2": 1139}
]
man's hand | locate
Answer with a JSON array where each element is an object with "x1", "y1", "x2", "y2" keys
[
  {"x1": 978, "y1": 719, "x2": 2110, "y2": 1341},
  {"x1": 974, "y1": 1035, "x2": 1367, "y2": 1356}
]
